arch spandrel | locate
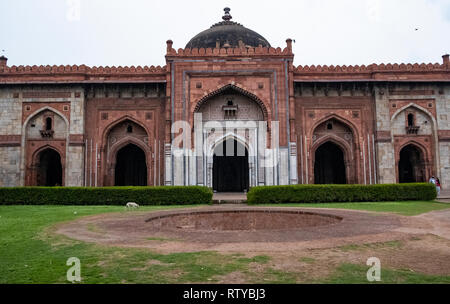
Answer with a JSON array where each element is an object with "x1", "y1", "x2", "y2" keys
[
  {"x1": 193, "y1": 84, "x2": 270, "y2": 122},
  {"x1": 308, "y1": 116, "x2": 360, "y2": 184},
  {"x1": 102, "y1": 117, "x2": 152, "y2": 186},
  {"x1": 25, "y1": 109, "x2": 68, "y2": 139}
]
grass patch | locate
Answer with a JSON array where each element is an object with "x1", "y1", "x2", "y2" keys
[
  {"x1": 322, "y1": 263, "x2": 450, "y2": 284},
  {"x1": 0, "y1": 205, "x2": 272, "y2": 284},
  {"x1": 237, "y1": 255, "x2": 271, "y2": 264},
  {"x1": 146, "y1": 237, "x2": 180, "y2": 242},
  {"x1": 255, "y1": 201, "x2": 450, "y2": 216},
  {"x1": 299, "y1": 257, "x2": 316, "y2": 264},
  {"x1": 257, "y1": 268, "x2": 299, "y2": 284},
  {"x1": 1, "y1": 205, "x2": 448, "y2": 284},
  {"x1": 338, "y1": 240, "x2": 402, "y2": 252}
]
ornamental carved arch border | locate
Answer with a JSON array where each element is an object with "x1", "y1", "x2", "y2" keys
[
  {"x1": 101, "y1": 116, "x2": 152, "y2": 186},
  {"x1": 310, "y1": 134, "x2": 357, "y2": 184},
  {"x1": 101, "y1": 115, "x2": 152, "y2": 151},
  {"x1": 307, "y1": 113, "x2": 362, "y2": 184},
  {"x1": 391, "y1": 103, "x2": 438, "y2": 182},
  {"x1": 308, "y1": 113, "x2": 360, "y2": 143},
  {"x1": 394, "y1": 138, "x2": 434, "y2": 183},
  {"x1": 22, "y1": 107, "x2": 69, "y2": 186},
  {"x1": 104, "y1": 136, "x2": 152, "y2": 187},
  {"x1": 193, "y1": 84, "x2": 271, "y2": 123},
  {"x1": 27, "y1": 144, "x2": 66, "y2": 186}
]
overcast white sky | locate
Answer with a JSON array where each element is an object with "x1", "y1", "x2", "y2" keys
[{"x1": 1, "y1": 0, "x2": 449, "y2": 67}]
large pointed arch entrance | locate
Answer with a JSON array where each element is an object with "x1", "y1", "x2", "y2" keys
[
  {"x1": 398, "y1": 144, "x2": 425, "y2": 183},
  {"x1": 310, "y1": 116, "x2": 358, "y2": 184},
  {"x1": 115, "y1": 144, "x2": 148, "y2": 186},
  {"x1": 35, "y1": 148, "x2": 63, "y2": 186},
  {"x1": 314, "y1": 141, "x2": 347, "y2": 184},
  {"x1": 213, "y1": 138, "x2": 249, "y2": 192},
  {"x1": 102, "y1": 117, "x2": 152, "y2": 186}
]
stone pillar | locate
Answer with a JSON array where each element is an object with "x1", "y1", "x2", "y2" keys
[
  {"x1": 257, "y1": 122, "x2": 266, "y2": 186},
  {"x1": 289, "y1": 142, "x2": 298, "y2": 184},
  {"x1": 164, "y1": 143, "x2": 172, "y2": 185},
  {"x1": 279, "y1": 147, "x2": 289, "y2": 185},
  {"x1": 195, "y1": 114, "x2": 204, "y2": 185}
]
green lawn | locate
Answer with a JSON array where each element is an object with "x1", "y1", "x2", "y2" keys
[
  {"x1": 0, "y1": 204, "x2": 449, "y2": 283},
  {"x1": 0, "y1": 205, "x2": 272, "y2": 284},
  {"x1": 257, "y1": 201, "x2": 450, "y2": 216},
  {"x1": 323, "y1": 263, "x2": 450, "y2": 284}
]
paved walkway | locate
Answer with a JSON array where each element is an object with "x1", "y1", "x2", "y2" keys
[
  {"x1": 213, "y1": 192, "x2": 247, "y2": 204},
  {"x1": 436, "y1": 190, "x2": 450, "y2": 203},
  {"x1": 438, "y1": 189, "x2": 450, "y2": 199},
  {"x1": 437, "y1": 189, "x2": 450, "y2": 203}
]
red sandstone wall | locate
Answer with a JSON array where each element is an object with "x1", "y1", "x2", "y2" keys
[
  {"x1": 84, "y1": 92, "x2": 166, "y2": 187},
  {"x1": 294, "y1": 91, "x2": 376, "y2": 185}
]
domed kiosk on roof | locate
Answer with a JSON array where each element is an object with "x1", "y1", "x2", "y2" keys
[{"x1": 185, "y1": 7, "x2": 271, "y2": 49}]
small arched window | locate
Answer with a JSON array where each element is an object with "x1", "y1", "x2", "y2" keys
[
  {"x1": 407, "y1": 113, "x2": 414, "y2": 127},
  {"x1": 127, "y1": 125, "x2": 133, "y2": 133},
  {"x1": 327, "y1": 123, "x2": 333, "y2": 130},
  {"x1": 45, "y1": 117, "x2": 52, "y2": 131}
]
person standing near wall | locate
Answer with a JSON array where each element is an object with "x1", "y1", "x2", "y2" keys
[
  {"x1": 429, "y1": 176, "x2": 438, "y2": 195},
  {"x1": 429, "y1": 176, "x2": 436, "y2": 184},
  {"x1": 436, "y1": 177, "x2": 441, "y2": 196}
]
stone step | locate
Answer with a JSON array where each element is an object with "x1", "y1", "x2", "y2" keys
[
  {"x1": 212, "y1": 199, "x2": 247, "y2": 204},
  {"x1": 212, "y1": 192, "x2": 247, "y2": 205}
]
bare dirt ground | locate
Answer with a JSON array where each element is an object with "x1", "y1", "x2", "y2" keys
[{"x1": 54, "y1": 206, "x2": 450, "y2": 280}]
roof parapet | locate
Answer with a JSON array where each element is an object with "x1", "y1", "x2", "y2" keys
[
  {"x1": 166, "y1": 40, "x2": 293, "y2": 57},
  {"x1": 294, "y1": 62, "x2": 447, "y2": 73},
  {"x1": 0, "y1": 63, "x2": 166, "y2": 75}
]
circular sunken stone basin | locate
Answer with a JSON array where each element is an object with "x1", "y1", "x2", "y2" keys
[
  {"x1": 55, "y1": 206, "x2": 404, "y2": 251},
  {"x1": 145, "y1": 210, "x2": 342, "y2": 231}
]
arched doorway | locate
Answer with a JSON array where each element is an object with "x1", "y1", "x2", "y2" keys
[
  {"x1": 213, "y1": 139, "x2": 249, "y2": 192},
  {"x1": 314, "y1": 142, "x2": 347, "y2": 184},
  {"x1": 115, "y1": 144, "x2": 148, "y2": 186},
  {"x1": 399, "y1": 144, "x2": 425, "y2": 183},
  {"x1": 36, "y1": 149, "x2": 62, "y2": 186}
]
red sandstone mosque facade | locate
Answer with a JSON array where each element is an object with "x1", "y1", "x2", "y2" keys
[{"x1": 0, "y1": 8, "x2": 449, "y2": 191}]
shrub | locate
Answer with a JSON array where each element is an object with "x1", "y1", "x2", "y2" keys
[
  {"x1": 0, "y1": 186, "x2": 213, "y2": 205},
  {"x1": 247, "y1": 183, "x2": 437, "y2": 204}
]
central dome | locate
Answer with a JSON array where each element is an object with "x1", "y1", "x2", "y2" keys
[{"x1": 185, "y1": 8, "x2": 271, "y2": 49}]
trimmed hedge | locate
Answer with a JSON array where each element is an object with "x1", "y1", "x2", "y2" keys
[
  {"x1": 247, "y1": 183, "x2": 437, "y2": 204},
  {"x1": 0, "y1": 186, "x2": 213, "y2": 205}
]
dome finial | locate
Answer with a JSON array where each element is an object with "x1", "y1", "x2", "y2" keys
[{"x1": 222, "y1": 7, "x2": 232, "y2": 21}]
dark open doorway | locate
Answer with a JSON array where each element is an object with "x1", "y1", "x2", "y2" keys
[
  {"x1": 36, "y1": 148, "x2": 62, "y2": 186},
  {"x1": 213, "y1": 139, "x2": 249, "y2": 192},
  {"x1": 399, "y1": 144, "x2": 424, "y2": 183},
  {"x1": 115, "y1": 144, "x2": 147, "y2": 186},
  {"x1": 314, "y1": 142, "x2": 347, "y2": 184}
]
